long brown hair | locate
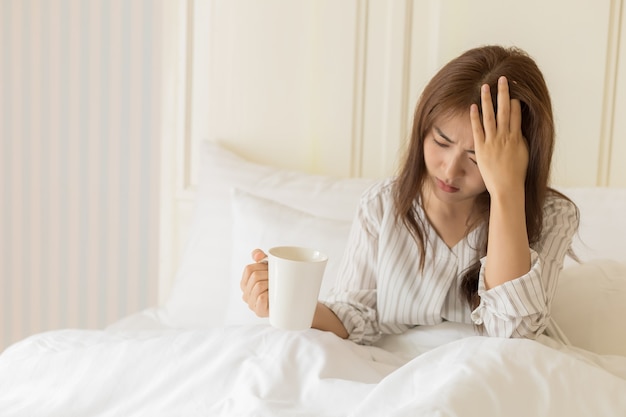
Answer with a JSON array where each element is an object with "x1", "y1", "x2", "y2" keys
[{"x1": 394, "y1": 45, "x2": 568, "y2": 309}]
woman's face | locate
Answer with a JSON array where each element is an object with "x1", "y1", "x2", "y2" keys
[{"x1": 423, "y1": 112, "x2": 487, "y2": 205}]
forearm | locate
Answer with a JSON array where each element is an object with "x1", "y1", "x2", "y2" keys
[
  {"x1": 311, "y1": 302, "x2": 349, "y2": 339},
  {"x1": 484, "y1": 188, "x2": 531, "y2": 290}
]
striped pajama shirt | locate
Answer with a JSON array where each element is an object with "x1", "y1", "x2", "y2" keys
[{"x1": 322, "y1": 179, "x2": 579, "y2": 345}]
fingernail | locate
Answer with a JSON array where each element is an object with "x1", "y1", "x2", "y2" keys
[
  {"x1": 482, "y1": 84, "x2": 489, "y2": 93},
  {"x1": 499, "y1": 76, "x2": 507, "y2": 84}
]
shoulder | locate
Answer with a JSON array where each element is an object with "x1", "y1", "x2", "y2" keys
[
  {"x1": 544, "y1": 189, "x2": 579, "y2": 219},
  {"x1": 358, "y1": 177, "x2": 396, "y2": 206},
  {"x1": 353, "y1": 178, "x2": 398, "y2": 231},
  {"x1": 531, "y1": 189, "x2": 580, "y2": 255},
  {"x1": 540, "y1": 190, "x2": 580, "y2": 236}
]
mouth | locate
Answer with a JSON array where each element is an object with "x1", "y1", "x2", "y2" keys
[{"x1": 435, "y1": 178, "x2": 460, "y2": 193}]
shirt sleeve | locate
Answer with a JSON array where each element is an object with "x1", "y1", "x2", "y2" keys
[
  {"x1": 470, "y1": 195, "x2": 579, "y2": 339},
  {"x1": 321, "y1": 183, "x2": 385, "y2": 345}
]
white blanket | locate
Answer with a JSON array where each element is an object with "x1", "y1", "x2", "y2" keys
[{"x1": 1, "y1": 323, "x2": 625, "y2": 416}]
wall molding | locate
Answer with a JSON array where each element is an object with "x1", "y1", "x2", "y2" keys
[
  {"x1": 360, "y1": 0, "x2": 414, "y2": 178},
  {"x1": 597, "y1": 0, "x2": 622, "y2": 186},
  {"x1": 350, "y1": 0, "x2": 368, "y2": 178},
  {"x1": 159, "y1": 0, "x2": 190, "y2": 304},
  {"x1": 180, "y1": 0, "x2": 195, "y2": 193}
]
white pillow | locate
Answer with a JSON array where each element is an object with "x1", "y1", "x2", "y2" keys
[
  {"x1": 158, "y1": 141, "x2": 374, "y2": 328},
  {"x1": 552, "y1": 259, "x2": 626, "y2": 356},
  {"x1": 226, "y1": 188, "x2": 353, "y2": 325}
]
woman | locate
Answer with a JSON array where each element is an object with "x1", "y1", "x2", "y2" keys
[{"x1": 240, "y1": 45, "x2": 579, "y2": 345}]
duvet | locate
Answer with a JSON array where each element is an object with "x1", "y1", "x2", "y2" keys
[{"x1": 1, "y1": 323, "x2": 625, "y2": 417}]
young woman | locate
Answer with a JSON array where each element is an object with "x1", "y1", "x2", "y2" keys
[{"x1": 240, "y1": 45, "x2": 579, "y2": 345}]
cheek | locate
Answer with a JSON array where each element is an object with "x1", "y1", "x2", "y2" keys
[
  {"x1": 468, "y1": 169, "x2": 487, "y2": 191},
  {"x1": 422, "y1": 142, "x2": 439, "y2": 169}
]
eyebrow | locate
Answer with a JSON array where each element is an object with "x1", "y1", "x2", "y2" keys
[{"x1": 434, "y1": 126, "x2": 475, "y2": 155}]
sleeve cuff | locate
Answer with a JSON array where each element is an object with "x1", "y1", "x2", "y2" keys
[
  {"x1": 471, "y1": 250, "x2": 546, "y2": 327},
  {"x1": 321, "y1": 300, "x2": 381, "y2": 345}
]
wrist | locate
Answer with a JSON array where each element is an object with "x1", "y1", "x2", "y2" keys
[
  {"x1": 488, "y1": 184, "x2": 525, "y2": 206},
  {"x1": 312, "y1": 302, "x2": 349, "y2": 339}
]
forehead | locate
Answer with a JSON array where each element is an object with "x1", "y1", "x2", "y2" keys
[
  {"x1": 432, "y1": 111, "x2": 474, "y2": 143},
  {"x1": 433, "y1": 109, "x2": 470, "y2": 127}
]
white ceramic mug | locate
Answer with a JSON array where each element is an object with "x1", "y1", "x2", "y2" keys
[{"x1": 266, "y1": 246, "x2": 328, "y2": 331}]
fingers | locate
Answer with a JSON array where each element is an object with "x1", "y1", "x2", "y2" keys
[
  {"x1": 476, "y1": 76, "x2": 521, "y2": 136},
  {"x1": 240, "y1": 254, "x2": 270, "y2": 317},
  {"x1": 469, "y1": 104, "x2": 485, "y2": 145},
  {"x1": 480, "y1": 83, "x2": 497, "y2": 139},
  {"x1": 510, "y1": 98, "x2": 522, "y2": 132},
  {"x1": 251, "y1": 248, "x2": 267, "y2": 262},
  {"x1": 240, "y1": 248, "x2": 268, "y2": 301},
  {"x1": 496, "y1": 76, "x2": 511, "y2": 130},
  {"x1": 247, "y1": 279, "x2": 269, "y2": 315},
  {"x1": 240, "y1": 261, "x2": 266, "y2": 291}
]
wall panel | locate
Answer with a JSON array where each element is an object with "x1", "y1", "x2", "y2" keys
[
  {"x1": 360, "y1": 0, "x2": 414, "y2": 179},
  {"x1": 203, "y1": 0, "x2": 360, "y2": 178}
]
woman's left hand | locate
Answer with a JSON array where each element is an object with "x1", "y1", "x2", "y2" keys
[{"x1": 470, "y1": 76, "x2": 529, "y2": 197}]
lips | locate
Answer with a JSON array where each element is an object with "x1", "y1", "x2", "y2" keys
[{"x1": 435, "y1": 178, "x2": 460, "y2": 193}]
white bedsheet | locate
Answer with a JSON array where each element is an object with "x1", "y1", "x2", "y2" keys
[{"x1": 1, "y1": 323, "x2": 625, "y2": 416}]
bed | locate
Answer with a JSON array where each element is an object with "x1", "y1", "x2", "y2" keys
[{"x1": 1, "y1": 141, "x2": 626, "y2": 416}]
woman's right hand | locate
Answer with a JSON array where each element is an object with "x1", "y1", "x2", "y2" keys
[{"x1": 240, "y1": 249, "x2": 270, "y2": 317}]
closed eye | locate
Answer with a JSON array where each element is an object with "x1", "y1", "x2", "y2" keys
[
  {"x1": 467, "y1": 150, "x2": 477, "y2": 165},
  {"x1": 433, "y1": 126, "x2": 477, "y2": 165},
  {"x1": 433, "y1": 138, "x2": 449, "y2": 148},
  {"x1": 433, "y1": 137, "x2": 476, "y2": 164}
]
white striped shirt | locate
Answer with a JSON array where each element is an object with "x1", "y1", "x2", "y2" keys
[{"x1": 322, "y1": 179, "x2": 579, "y2": 345}]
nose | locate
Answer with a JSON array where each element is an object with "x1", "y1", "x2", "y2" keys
[{"x1": 443, "y1": 153, "x2": 465, "y2": 180}]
